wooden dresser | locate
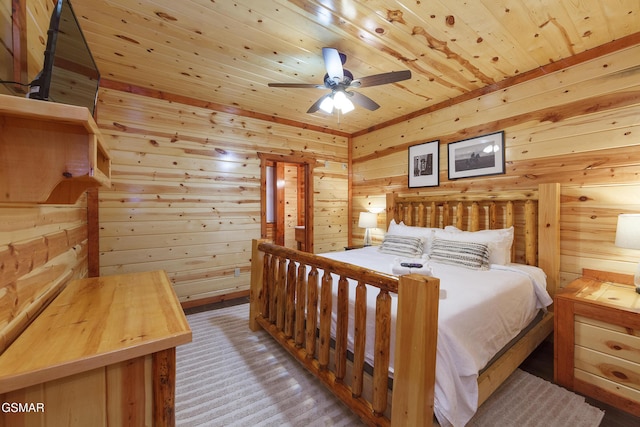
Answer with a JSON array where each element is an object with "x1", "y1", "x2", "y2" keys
[
  {"x1": 0, "y1": 270, "x2": 191, "y2": 427},
  {"x1": 555, "y1": 269, "x2": 640, "y2": 416}
]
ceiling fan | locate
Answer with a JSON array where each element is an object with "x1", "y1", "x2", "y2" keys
[{"x1": 268, "y1": 47, "x2": 411, "y2": 114}]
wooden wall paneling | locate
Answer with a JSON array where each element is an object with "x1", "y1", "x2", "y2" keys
[
  {"x1": 559, "y1": 184, "x2": 640, "y2": 284},
  {"x1": 352, "y1": 44, "x2": 640, "y2": 157},
  {"x1": 313, "y1": 161, "x2": 349, "y2": 254},
  {"x1": 96, "y1": 89, "x2": 348, "y2": 302},
  {"x1": 0, "y1": 202, "x2": 88, "y2": 355},
  {"x1": 352, "y1": 47, "x2": 640, "y2": 289}
]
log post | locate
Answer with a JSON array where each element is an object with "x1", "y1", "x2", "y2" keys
[
  {"x1": 455, "y1": 201, "x2": 464, "y2": 229},
  {"x1": 319, "y1": 270, "x2": 333, "y2": 370},
  {"x1": 335, "y1": 276, "x2": 349, "y2": 381},
  {"x1": 524, "y1": 200, "x2": 537, "y2": 266},
  {"x1": 284, "y1": 260, "x2": 297, "y2": 338},
  {"x1": 249, "y1": 239, "x2": 267, "y2": 331},
  {"x1": 305, "y1": 267, "x2": 319, "y2": 359},
  {"x1": 470, "y1": 202, "x2": 480, "y2": 231},
  {"x1": 538, "y1": 183, "x2": 561, "y2": 300},
  {"x1": 372, "y1": 289, "x2": 391, "y2": 415},
  {"x1": 391, "y1": 274, "x2": 440, "y2": 427},
  {"x1": 352, "y1": 281, "x2": 367, "y2": 397},
  {"x1": 294, "y1": 263, "x2": 306, "y2": 347}
]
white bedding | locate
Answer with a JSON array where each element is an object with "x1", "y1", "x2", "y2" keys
[{"x1": 318, "y1": 245, "x2": 553, "y2": 427}]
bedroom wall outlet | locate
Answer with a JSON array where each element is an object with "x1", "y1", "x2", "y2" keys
[{"x1": 234, "y1": 267, "x2": 240, "y2": 277}]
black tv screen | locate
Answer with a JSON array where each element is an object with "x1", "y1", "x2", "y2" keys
[{"x1": 28, "y1": 0, "x2": 100, "y2": 116}]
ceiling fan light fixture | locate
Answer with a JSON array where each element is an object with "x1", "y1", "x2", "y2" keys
[
  {"x1": 319, "y1": 96, "x2": 334, "y2": 113},
  {"x1": 341, "y1": 97, "x2": 355, "y2": 113},
  {"x1": 333, "y1": 91, "x2": 347, "y2": 108},
  {"x1": 333, "y1": 91, "x2": 354, "y2": 113}
]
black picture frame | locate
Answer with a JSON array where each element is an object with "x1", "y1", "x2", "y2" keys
[
  {"x1": 448, "y1": 131, "x2": 505, "y2": 180},
  {"x1": 408, "y1": 140, "x2": 439, "y2": 188}
]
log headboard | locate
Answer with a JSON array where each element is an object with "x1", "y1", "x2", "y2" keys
[{"x1": 386, "y1": 183, "x2": 561, "y2": 299}]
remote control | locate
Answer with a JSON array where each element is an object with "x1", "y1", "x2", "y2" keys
[{"x1": 400, "y1": 263, "x2": 423, "y2": 268}]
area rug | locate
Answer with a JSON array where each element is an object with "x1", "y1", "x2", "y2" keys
[{"x1": 176, "y1": 303, "x2": 604, "y2": 427}]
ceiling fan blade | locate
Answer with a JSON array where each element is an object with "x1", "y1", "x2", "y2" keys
[
  {"x1": 349, "y1": 91, "x2": 380, "y2": 111},
  {"x1": 322, "y1": 47, "x2": 344, "y2": 83},
  {"x1": 307, "y1": 93, "x2": 331, "y2": 113},
  {"x1": 268, "y1": 83, "x2": 324, "y2": 88},
  {"x1": 352, "y1": 70, "x2": 411, "y2": 88}
]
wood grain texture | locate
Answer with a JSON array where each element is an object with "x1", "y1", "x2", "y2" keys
[
  {"x1": 555, "y1": 277, "x2": 640, "y2": 417},
  {"x1": 46, "y1": 1, "x2": 640, "y2": 134},
  {"x1": 0, "y1": 203, "x2": 88, "y2": 355},
  {"x1": 95, "y1": 88, "x2": 348, "y2": 302},
  {"x1": 352, "y1": 46, "x2": 640, "y2": 288},
  {"x1": 391, "y1": 274, "x2": 439, "y2": 427},
  {"x1": 249, "y1": 184, "x2": 559, "y2": 425},
  {"x1": 0, "y1": 270, "x2": 191, "y2": 394}
]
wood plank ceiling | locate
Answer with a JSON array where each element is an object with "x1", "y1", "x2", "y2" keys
[{"x1": 73, "y1": 0, "x2": 640, "y2": 134}]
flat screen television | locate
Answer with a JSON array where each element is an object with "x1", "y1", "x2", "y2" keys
[{"x1": 28, "y1": 0, "x2": 100, "y2": 116}]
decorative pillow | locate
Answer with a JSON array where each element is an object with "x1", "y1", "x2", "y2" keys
[
  {"x1": 429, "y1": 238, "x2": 490, "y2": 270},
  {"x1": 434, "y1": 226, "x2": 513, "y2": 265},
  {"x1": 379, "y1": 235, "x2": 425, "y2": 257},
  {"x1": 386, "y1": 220, "x2": 437, "y2": 254}
]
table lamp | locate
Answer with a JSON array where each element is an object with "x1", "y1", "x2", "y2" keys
[
  {"x1": 358, "y1": 212, "x2": 377, "y2": 246},
  {"x1": 614, "y1": 213, "x2": 640, "y2": 293}
]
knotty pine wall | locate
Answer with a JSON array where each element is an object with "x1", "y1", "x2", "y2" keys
[
  {"x1": 352, "y1": 45, "x2": 640, "y2": 288},
  {"x1": 94, "y1": 88, "x2": 349, "y2": 304},
  {"x1": 0, "y1": 0, "x2": 90, "y2": 354},
  {"x1": 0, "y1": 202, "x2": 89, "y2": 353}
]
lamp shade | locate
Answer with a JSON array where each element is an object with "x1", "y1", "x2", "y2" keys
[
  {"x1": 358, "y1": 212, "x2": 377, "y2": 229},
  {"x1": 615, "y1": 214, "x2": 640, "y2": 250}
]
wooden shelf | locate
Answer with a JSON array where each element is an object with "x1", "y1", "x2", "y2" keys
[{"x1": 0, "y1": 94, "x2": 111, "y2": 204}]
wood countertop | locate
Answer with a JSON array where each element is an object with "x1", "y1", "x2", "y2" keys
[{"x1": 0, "y1": 270, "x2": 191, "y2": 394}]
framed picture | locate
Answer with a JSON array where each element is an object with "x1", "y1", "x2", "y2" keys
[
  {"x1": 408, "y1": 140, "x2": 439, "y2": 188},
  {"x1": 448, "y1": 131, "x2": 505, "y2": 180}
]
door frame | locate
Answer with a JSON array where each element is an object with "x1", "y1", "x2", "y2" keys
[{"x1": 258, "y1": 153, "x2": 314, "y2": 253}]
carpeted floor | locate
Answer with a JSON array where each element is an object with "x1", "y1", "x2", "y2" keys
[{"x1": 176, "y1": 303, "x2": 604, "y2": 427}]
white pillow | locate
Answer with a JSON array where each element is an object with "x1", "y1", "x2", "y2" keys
[
  {"x1": 429, "y1": 238, "x2": 490, "y2": 270},
  {"x1": 379, "y1": 235, "x2": 425, "y2": 257},
  {"x1": 387, "y1": 220, "x2": 437, "y2": 254},
  {"x1": 433, "y1": 226, "x2": 514, "y2": 265}
]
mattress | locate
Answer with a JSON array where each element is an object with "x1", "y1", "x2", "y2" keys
[{"x1": 319, "y1": 245, "x2": 553, "y2": 427}]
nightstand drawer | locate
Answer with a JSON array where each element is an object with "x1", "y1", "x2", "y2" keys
[
  {"x1": 575, "y1": 346, "x2": 640, "y2": 392},
  {"x1": 575, "y1": 368, "x2": 640, "y2": 405},
  {"x1": 575, "y1": 316, "x2": 640, "y2": 364}
]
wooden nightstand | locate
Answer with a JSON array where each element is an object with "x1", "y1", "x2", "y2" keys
[{"x1": 555, "y1": 269, "x2": 640, "y2": 416}]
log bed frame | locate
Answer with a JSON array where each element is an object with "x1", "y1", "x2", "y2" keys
[{"x1": 249, "y1": 183, "x2": 560, "y2": 427}]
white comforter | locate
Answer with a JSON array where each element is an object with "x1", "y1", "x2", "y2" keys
[{"x1": 319, "y1": 246, "x2": 552, "y2": 427}]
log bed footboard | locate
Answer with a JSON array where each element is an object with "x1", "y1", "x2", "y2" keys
[
  {"x1": 249, "y1": 240, "x2": 439, "y2": 427},
  {"x1": 249, "y1": 183, "x2": 560, "y2": 426}
]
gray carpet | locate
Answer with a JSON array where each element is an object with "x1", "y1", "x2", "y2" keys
[{"x1": 176, "y1": 303, "x2": 604, "y2": 427}]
